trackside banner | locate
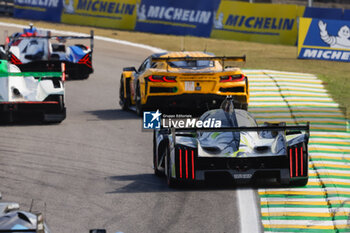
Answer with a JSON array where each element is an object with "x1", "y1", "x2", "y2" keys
[
  {"x1": 61, "y1": 0, "x2": 137, "y2": 30},
  {"x1": 14, "y1": 0, "x2": 63, "y2": 22},
  {"x1": 211, "y1": 1, "x2": 305, "y2": 45},
  {"x1": 134, "y1": 0, "x2": 220, "y2": 37},
  {"x1": 298, "y1": 17, "x2": 350, "y2": 62}
]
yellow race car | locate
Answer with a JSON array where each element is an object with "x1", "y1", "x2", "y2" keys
[{"x1": 119, "y1": 51, "x2": 249, "y2": 115}]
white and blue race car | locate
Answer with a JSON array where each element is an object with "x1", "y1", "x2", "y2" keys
[
  {"x1": 3, "y1": 25, "x2": 93, "y2": 80},
  {"x1": 0, "y1": 59, "x2": 66, "y2": 123}
]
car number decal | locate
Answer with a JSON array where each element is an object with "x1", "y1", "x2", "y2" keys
[{"x1": 185, "y1": 81, "x2": 194, "y2": 91}]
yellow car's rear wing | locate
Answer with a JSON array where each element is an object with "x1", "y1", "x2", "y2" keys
[
  {"x1": 151, "y1": 56, "x2": 246, "y2": 62},
  {"x1": 151, "y1": 55, "x2": 245, "y2": 71}
]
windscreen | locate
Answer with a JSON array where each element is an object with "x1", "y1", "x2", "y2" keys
[
  {"x1": 197, "y1": 109, "x2": 240, "y2": 156},
  {"x1": 168, "y1": 59, "x2": 214, "y2": 69},
  {"x1": 197, "y1": 109, "x2": 286, "y2": 157}
]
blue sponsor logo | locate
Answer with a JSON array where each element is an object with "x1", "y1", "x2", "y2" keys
[
  {"x1": 298, "y1": 18, "x2": 350, "y2": 62},
  {"x1": 143, "y1": 110, "x2": 161, "y2": 129},
  {"x1": 135, "y1": 0, "x2": 220, "y2": 37}
]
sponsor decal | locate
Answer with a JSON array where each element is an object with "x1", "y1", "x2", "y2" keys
[
  {"x1": 136, "y1": 5, "x2": 212, "y2": 24},
  {"x1": 298, "y1": 17, "x2": 350, "y2": 62},
  {"x1": 211, "y1": 1, "x2": 305, "y2": 45},
  {"x1": 61, "y1": 0, "x2": 137, "y2": 30},
  {"x1": 135, "y1": 0, "x2": 220, "y2": 37},
  {"x1": 75, "y1": 0, "x2": 135, "y2": 15},
  {"x1": 14, "y1": 0, "x2": 63, "y2": 22},
  {"x1": 15, "y1": 0, "x2": 59, "y2": 8}
]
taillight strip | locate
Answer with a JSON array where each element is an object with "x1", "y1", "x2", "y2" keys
[
  {"x1": 295, "y1": 147, "x2": 298, "y2": 177},
  {"x1": 179, "y1": 149, "x2": 182, "y2": 179},
  {"x1": 185, "y1": 149, "x2": 188, "y2": 179},
  {"x1": 289, "y1": 148, "x2": 293, "y2": 178},
  {"x1": 300, "y1": 147, "x2": 304, "y2": 176},
  {"x1": 191, "y1": 150, "x2": 195, "y2": 180}
]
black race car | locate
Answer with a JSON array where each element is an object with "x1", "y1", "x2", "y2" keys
[{"x1": 153, "y1": 98, "x2": 310, "y2": 187}]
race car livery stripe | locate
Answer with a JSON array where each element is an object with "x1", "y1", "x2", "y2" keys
[
  {"x1": 179, "y1": 148, "x2": 182, "y2": 179},
  {"x1": 0, "y1": 101, "x2": 59, "y2": 104},
  {"x1": 295, "y1": 147, "x2": 298, "y2": 177},
  {"x1": 0, "y1": 72, "x2": 62, "y2": 77},
  {"x1": 300, "y1": 147, "x2": 303, "y2": 176},
  {"x1": 191, "y1": 150, "x2": 195, "y2": 180},
  {"x1": 244, "y1": 70, "x2": 350, "y2": 233},
  {"x1": 185, "y1": 149, "x2": 188, "y2": 179},
  {"x1": 289, "y1": 148, "x2": 293, "y2": 178}
]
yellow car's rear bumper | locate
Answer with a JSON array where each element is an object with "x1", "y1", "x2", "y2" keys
[{"x1": 142, "y1": 80, "x2": 248, "y2": 109}]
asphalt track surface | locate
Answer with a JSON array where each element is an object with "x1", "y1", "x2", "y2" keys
[{"x1": 0, "y1": 26, "x2": 255, "y2": 233}]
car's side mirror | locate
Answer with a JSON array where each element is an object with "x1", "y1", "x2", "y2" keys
[{"x1": 123, "y1": 66, "x2": 136, "y2": 72}]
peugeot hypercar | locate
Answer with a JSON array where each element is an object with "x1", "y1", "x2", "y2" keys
[
  {"x1": 153, "y1": 98, "x2": 309, "y2": 187},
  {"x1": 2, "y1": 25, "x2": 93, "y2": 79},
  {"x1": 0, "y1": 195, "x2": 51, "y2": 233},
  {"x1": 119, "y1": 51, "x2": 248, "y2": 115},
  {"x1": 0, "y1": 60, "x2": 66, "y2": 123}
]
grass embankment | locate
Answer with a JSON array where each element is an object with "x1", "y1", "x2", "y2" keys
[{"x1": 1, "y1": 17, "x2": 349, "y2": 118}]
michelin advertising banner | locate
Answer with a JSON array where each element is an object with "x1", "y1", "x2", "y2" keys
[
  {"x1": 298, "y1": 17, "x2": 350, "y2": 62},
  {"x1": 14, "y1": 0, "x2": 63, "y2": 22},
  {"x1": 135, "y1": 0, "x2": 220, "y2": 37},
  {"x1": 61, "y1": 0, "x2": 138, "y2": 30},
  {"x1": 211, "y1": 1, "x2": 305, "y2": 45}
]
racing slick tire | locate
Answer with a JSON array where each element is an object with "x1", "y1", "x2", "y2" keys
[
  {"x1": 153, "y1": 131, "x2": 164, "y2": 177},
  {"x1": 165, "y1": 146, "x2": 178, "y2": 188},
  {"x1": 135, "y1": 82, "x2": 144, "y2": 116},
  {"x1": 43, "y1": 95, "x2": 66, "y2": 124},
  {"x1": 119, "y1": 78, "x2": 129, "y2": 110}
]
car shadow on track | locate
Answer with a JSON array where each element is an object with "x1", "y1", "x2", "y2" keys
[
  {"x1": 105, "y1": 173, "x2": 294, "y2": 193},
  {"x1": 85, "y1": 109, "x2": 139, "y2": 120}
]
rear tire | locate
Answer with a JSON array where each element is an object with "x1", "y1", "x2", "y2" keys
[
  {"x1": 166, "y1": 147, "x2": 177, "y2": 187},
  {"x1": 153, "y1": 131, "x2": 163, "y2": 176},
  {"x1": 135, "y1": 83, "x2": 144, "y2": 116},
  {"x1": 119, "y1": 78, "x2": 129, "y2": 110}
]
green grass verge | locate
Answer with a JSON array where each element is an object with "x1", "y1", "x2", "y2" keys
[{"x1": 1, "y1": 17, "x2": 349, "y2": 118}]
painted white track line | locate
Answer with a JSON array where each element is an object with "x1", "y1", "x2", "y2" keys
[{"x1": 0, "y1": 20, "x2": 262, "y2": 233}]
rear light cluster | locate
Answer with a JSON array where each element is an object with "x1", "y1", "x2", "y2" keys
[
  {"x1": 10, "y1": 54, "x2": 22, "y2": 65},
  {"x1": 78, "y1": 53, "x2": 92, "y2": 68},
  {"x1": 176, "y1": 147, "x2": 196, "y2": 180},
  {"x1": 147, "y1": 75, "x2": 176, "y2": 82},
  {"x1": 289, "y1": 143, "x2": 307, "y2": 178},
  {"x1": 220, "y1": 74, "x2": 245, "y2": 82}
]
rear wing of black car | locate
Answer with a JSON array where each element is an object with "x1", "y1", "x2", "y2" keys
[{"x1": 165, "y1": 123, "x2": 310, "y2": 144}]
